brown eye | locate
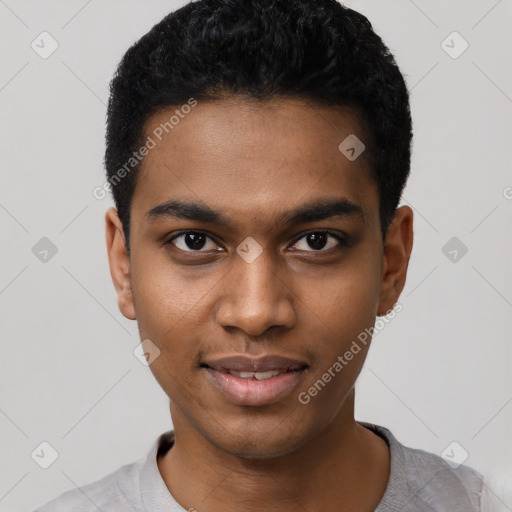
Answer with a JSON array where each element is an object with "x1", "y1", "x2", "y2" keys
[
  {"x1": 168, "y1": 231, "x2": 221, "y2": 252},
  {"x1": 291, "y1": 231, "x2": 346, "y2": 252}
]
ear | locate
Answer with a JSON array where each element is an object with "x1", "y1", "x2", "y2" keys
[
  {"x1": 105, "y1": 207, "x2": 136, "y2": 320},
  {"x1": 377, "y1": 205, "x2": 414, "y2": 316}
]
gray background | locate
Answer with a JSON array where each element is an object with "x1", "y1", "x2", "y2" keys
[{"x1": 0, "y1": 0, "x2": 511, "y2": 510}]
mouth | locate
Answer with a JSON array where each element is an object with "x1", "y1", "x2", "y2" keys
[
  {"x1": 223, "y1": 369, "x2": 292, "y2": 380},
  {"x1": 200, "y1": 355, "x2": 308, "y2": 406}
]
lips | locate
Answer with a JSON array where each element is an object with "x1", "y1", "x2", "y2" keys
[
  {"x1": 203, "y1": 355, "x2": 307, "y2": 373},
  {"x1": 201, "y1": 355, "x2": 308, "y2": 406}
]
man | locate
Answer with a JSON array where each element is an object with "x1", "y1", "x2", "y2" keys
[{"x1": 35, "y1": 0, "x2": 489, "y2": 510}]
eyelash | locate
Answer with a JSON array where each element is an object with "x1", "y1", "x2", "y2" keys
[{"x1": 165, "y1": 229, "x2": 349, "y2": 254}]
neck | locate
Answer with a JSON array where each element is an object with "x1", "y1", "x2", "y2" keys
[{"x1": 157, "y1": 391, "x2": 390, "y2": 512}]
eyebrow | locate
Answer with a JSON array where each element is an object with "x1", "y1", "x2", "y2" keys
[{"x1": 145, "y1": 197, "x2": 364, "y2": 227}]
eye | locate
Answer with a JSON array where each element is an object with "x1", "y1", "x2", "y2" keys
[
  {"x1": 290, "y1": 230, "x2": 346, "y2": 252},
  {"x1": 167, "y1": 231, "x2": 221, "y2": 252}
]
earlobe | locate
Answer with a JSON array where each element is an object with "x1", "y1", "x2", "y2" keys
[
  {"x1": 105, "y1": 207, "x2": 136, "y2": 320},
  {"x1": 377, "y1": 205, "x2": 414, "y2": 316}
]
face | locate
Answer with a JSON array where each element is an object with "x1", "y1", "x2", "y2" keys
[{"x1": 106, "y1": 97, "x2": 413, "y2": 459}]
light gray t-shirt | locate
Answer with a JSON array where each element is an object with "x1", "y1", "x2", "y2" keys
[{"x1": 33, "y1": 423, "x2": 485, "y2": 511}]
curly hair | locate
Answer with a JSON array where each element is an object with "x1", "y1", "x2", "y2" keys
[{"x1": 105, "y1": 0, "x2": 412, "y2": 252}]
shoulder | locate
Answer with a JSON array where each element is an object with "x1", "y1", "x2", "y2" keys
[
  {"x1": 363, "y1": 423, "x2": 484, "y2": 512},
  {"x1": 32, "y1": 458, "x2": 144, "y2": 512},
  {"x1": 400, "y1": 442, "x2": 483, "y2": 509}
]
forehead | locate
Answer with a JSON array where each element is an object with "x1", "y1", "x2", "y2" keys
[{"x1": 131, "y1": 97, "x2": 379, "y2": 231}]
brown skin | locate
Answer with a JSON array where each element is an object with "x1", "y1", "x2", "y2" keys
[{"x1": 106, "y1": 97, "x2": 413, "y2": 512}]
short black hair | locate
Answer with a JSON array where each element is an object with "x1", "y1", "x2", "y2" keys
[{"x1": 105, "y1": 0, "x2": 412, "y2": 253}]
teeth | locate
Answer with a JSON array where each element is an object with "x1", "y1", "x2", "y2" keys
[
  {"x1": 230, "y1": 370, "x2": 282, "y2": 380},
  {"x1": 255, "y1": 371, "x2": 280, "y2": 380}
]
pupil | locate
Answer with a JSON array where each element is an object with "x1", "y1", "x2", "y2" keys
[
  {"x1": 185, "y1": 232, "x2": 206, "y2": 250},
  {"x1": 308, "y1": 232, "x2": 327, "y2": 250}
]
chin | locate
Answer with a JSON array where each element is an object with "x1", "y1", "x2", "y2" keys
[{"x1": 205, "y1": 418, "x2": 313, "y2": 460}]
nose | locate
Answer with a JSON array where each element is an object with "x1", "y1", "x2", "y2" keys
[{"x1": 215, "y1": 249, "x2": 296, "y2": 337}]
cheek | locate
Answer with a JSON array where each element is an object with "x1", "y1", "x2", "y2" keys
[
  {"x1": 295, "y1": 261, "x2": 380, "y2": 419},
  {"x1": 300, "y1": 253, "x2": 382, "y2": 343},
  {"x1": 132, "y1": 271, "x2": 208, "y2": 398},
  {"x1": 129, "y1": 253, "x2": 222, "y2": 387},
  {"x1": 130, "y1": 250, "x2": 216, "y2": 339}
]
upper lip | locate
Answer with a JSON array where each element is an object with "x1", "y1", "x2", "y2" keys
[{"x1": 202, "y1": 355, "x2": 308, "y2": 373}]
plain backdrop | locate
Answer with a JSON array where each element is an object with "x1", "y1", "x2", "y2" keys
[{"x1": 0, "y1": 1, "x2": 511, "y2": 510}]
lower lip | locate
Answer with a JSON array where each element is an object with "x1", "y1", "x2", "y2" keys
[{"x1": 204, "y1": 367, "x2": 306, "y2": 406}]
